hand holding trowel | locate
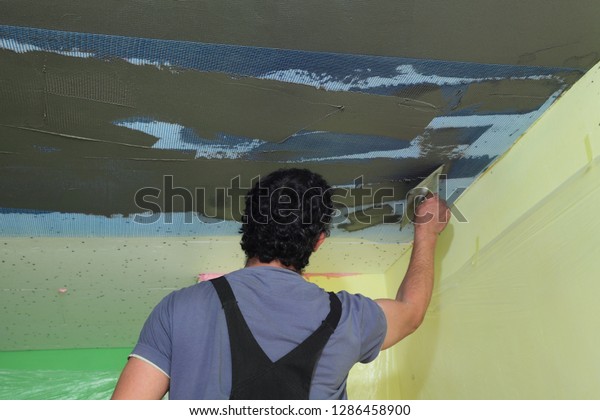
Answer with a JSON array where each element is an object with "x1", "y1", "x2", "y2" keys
[{"x1": 401, "y1": 164, "x2": 445, "y2": 229}]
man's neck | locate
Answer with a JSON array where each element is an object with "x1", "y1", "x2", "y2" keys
[{"x1": 245, "y1": 257, "x2": 299, "y2": 273}]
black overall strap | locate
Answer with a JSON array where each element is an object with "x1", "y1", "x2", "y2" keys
[
  {"x1": 211, "y1": 276, "x2": 273, "y2": 380},
  {"x1": 210, "y1": 276, "x2": 342, "y2": 400},
  {"x1": 275, "y1": 291, "x2": 341, "y2": 367}
]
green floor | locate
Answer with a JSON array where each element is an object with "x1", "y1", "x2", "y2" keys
[{"x1": 0, "y1": 348, "x2": 129, "y2": 399}]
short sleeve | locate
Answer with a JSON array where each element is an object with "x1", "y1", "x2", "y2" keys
[
  {"x1": 337, "y1": 292, "x2": 387, "y2": 364},
  {"x1": 357, "y1": 294, "x2": 387, "y2": 363},
  {"x1": 129, "y1": 293, "x2": 174, "y2": 377}
]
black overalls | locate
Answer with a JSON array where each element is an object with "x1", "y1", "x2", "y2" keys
[{"x1": 210, "y1": 276, "x2": 342, "y2": 400}]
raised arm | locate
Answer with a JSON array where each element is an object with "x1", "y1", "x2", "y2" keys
[{"x1": 376, "y1": 194, "x2": 450, "y2": 350}]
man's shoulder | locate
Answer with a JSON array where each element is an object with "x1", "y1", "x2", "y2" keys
[
  {"x1": 335, "y1": 290, "x2": 380, "y2": 309},
  {"x1": 334, "y1": 291, "x2": 386, "y2": 335},
  {"x1": 165, "y1": 279, "x2": 218, "y2": 308}
]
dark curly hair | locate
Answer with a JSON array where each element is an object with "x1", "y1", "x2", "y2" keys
[{"x1": 240, "y1": 168, "x2": 334, "y2": 272}]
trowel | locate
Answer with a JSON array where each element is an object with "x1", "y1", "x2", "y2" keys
[{"x1": 400, "y1": 164, "x2": 445, "y2": 229}]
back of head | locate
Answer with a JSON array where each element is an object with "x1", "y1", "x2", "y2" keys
[{"x1": 240, "y1": 168, "x2": 334, "y2": 272}]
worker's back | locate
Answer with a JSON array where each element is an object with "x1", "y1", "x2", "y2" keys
[
  {"x1": 129, "y1": 265, "x2": 386, "y2": 399},
  {"x1": 211, "y1": 275, "x2": 342, "y2": 399}
]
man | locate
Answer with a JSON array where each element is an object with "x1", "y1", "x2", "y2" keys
[{"x1": 112, "y1": 168, "x2": 450, "y2": 399}]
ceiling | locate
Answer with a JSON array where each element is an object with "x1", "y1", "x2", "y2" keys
[{"x1": 0, "y1": 0, "x2": 596, "y2": 243}]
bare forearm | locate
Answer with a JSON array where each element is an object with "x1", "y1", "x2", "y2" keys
[
  {"x1": 376, "y1": 195, "x2": 449, "y2": 350},
  {"x1": 396, "y1": 229, "x2": 438, "y2": 325}
]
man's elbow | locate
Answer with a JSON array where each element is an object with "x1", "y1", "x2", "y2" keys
[
  {"x1": 406, "y1": 319, "x2": 423, "y2": 336},
  {"x1": 377, "y1": 299, "x2": 430, "y2": 349},
  {"x1": 406, "y1": 306, "x2": 427, "y2": 334}
]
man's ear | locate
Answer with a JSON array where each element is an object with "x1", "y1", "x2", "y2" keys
[{"x1": 314, "y1": 232, "x2": 326, "y2": 251}]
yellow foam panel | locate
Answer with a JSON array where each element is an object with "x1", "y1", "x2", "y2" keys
[{"x1": 385, "y1": 62, "x2": 600, "y2": 399}]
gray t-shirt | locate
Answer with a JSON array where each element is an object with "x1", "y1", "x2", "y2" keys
[{"x1": 130, "y1": 266, "x2": 387, "y2": 399}]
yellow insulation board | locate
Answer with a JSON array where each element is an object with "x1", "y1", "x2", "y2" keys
[{"x1": 385, "y1": 62, "x2": 600, "y2": 399}]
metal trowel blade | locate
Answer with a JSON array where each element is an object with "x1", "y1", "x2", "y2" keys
[{"x1": 401, "y1": 165, "x2": 445, "y2": 229}]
